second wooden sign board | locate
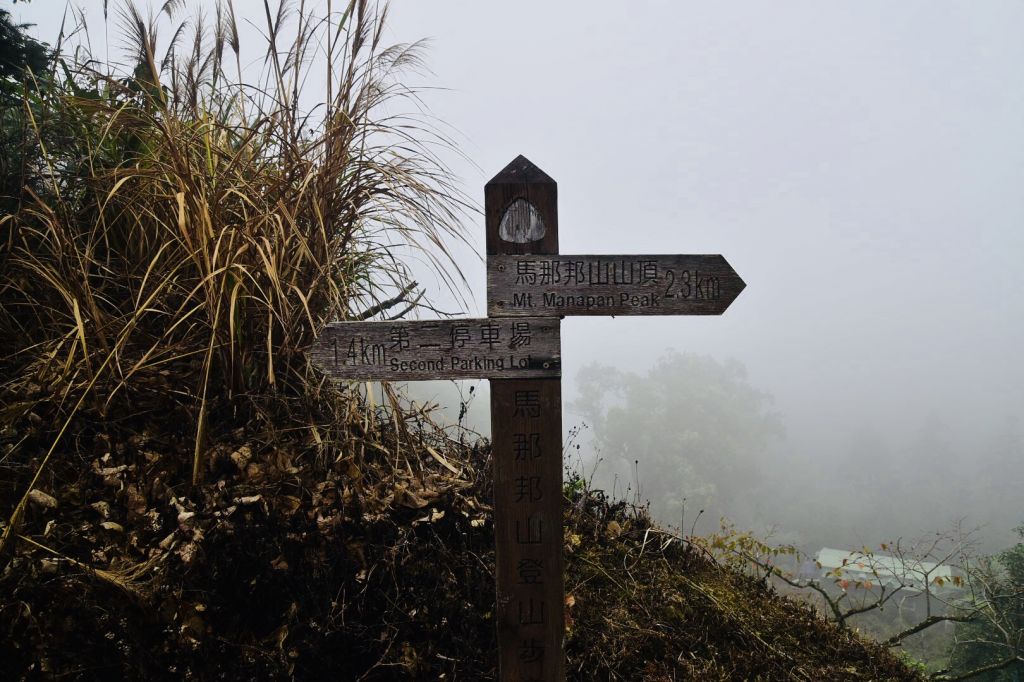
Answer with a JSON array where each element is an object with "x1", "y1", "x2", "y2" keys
[{"x1": 309, "y1": 317, "x2": 561, "y2": 381}]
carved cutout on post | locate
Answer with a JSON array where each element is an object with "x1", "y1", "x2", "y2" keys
[{"x1": 499, "y1": 198, "x2": 546, "y2": 243}]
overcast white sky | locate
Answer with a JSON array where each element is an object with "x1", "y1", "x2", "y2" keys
[
  {"x1": 391, "y1": 2, "x2": 1024, "y2": 454},
  {"x1": 14, "y1": 1, "x2": 1024, "y2": 542}
]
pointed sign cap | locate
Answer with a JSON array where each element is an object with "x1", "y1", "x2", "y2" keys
[{"x1": 486, "y1": 155, "x2": 556, "y2": 186}]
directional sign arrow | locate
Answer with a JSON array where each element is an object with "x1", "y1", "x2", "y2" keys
[
  {"x1": 487, "y1": 254, "x2": 745, "y2": 317},
  {"x1": 310, "y1": 317, "x2": 560, "y2": 381}
]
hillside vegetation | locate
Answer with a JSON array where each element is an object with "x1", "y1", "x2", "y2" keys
[{"x1": 2, "y1": 431, "x2": 921, "y2": 680}]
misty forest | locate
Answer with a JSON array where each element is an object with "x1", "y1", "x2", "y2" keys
[{"x1": 1, "y1": 2, "x2": 1021, "y2": 681}]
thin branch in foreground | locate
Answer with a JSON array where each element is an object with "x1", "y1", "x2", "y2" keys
[
  {"x1": 931, "y1": 655, "x2": 1024, "y2": 681},
  {"x1": 351, "y1": 281, "x2": 418, "y2": 320},
  {"x1": 884, "y1": 614, "x2": 975, "y2": 647}
]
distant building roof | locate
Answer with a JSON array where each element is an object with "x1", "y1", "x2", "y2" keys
[{"x1": 814, "y1": 547, "x2": 956, "y2": 592}]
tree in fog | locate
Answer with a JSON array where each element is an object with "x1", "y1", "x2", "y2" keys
[
  {"x1": 943, "y1": 525, "x2": 1024, "y2": 681},
  {"x1": 574, "y1": 351, "x2": 782, "y2": 526}
]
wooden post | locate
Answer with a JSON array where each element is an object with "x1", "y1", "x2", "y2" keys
[{"x1": 486, "y1": 156, "x2": 564, "y2": 681}]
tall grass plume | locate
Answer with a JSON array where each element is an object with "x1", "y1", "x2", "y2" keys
[{"x1": 0, "y1": 0, "x2": 471, "y2": 552}]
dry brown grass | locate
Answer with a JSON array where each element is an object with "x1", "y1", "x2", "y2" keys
[{"x1": 0, "y1": 0, "x2": 471, "y2": 553}]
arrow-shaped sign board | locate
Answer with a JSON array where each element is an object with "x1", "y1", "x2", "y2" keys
[
  {"x1": 487, "y1": 254, "x2": 745, "y2": 317},
  {"x1": 310, "y1": 317, "x2": 560, "y2": 381}
]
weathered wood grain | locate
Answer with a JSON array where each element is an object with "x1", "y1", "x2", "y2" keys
[
  {"x1": 490, "y1": 376, "x2": 563, "y2": 681},
  {"x1": 487, "y1": 156, "x2": 566, "y2": 682},
  {"x1": 487, "y1": 253, "x2": 746, "y2": 316},
  {"x1": 310, "y1": 318, "x2": 560, "y2": 381},
  {"x1": 486, "y1": 155, "x2": 558, "y2": 257}
]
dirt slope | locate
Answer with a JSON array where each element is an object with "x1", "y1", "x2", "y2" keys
[{"x1": 1, "y1": 433, "x2": 919, "y2": 681}]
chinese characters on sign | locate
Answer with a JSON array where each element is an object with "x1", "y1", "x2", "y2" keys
[
  {"x1": 310, "y1": 318, "x2": 560, "y2": 381},
  {"x1": 513, "y1": 257, "x2": 660, "y2": 286},
  {"x1": 492, "y1": 382, "x2": 563, "y2": 681},
  {"x1": 488, "y1": 254, "x2": 745, "y2": 316}
]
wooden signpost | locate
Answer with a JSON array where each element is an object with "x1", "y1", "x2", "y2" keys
[{"x1": 311, "y1": 155, "x2": 746, "y2": 681}]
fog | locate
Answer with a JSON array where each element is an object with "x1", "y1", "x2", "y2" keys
[{"x1": 18, "y1": 1, "x2": 1023, "y2": 552}]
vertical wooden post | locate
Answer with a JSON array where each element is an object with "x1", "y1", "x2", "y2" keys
[{"x1": 486, "y1": 156, "x2": 564, "y2": 681}]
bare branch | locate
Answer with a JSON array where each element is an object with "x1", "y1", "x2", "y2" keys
[
  {"x1": 931, "y1": 655, "x2": 1024, "y2": 681},
  {"x1": 350, "y1": 281, "x2": 418, "y2": 320},
  {"x1": 884, "y1": 614, "x2": 975, "y2": 647}
]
